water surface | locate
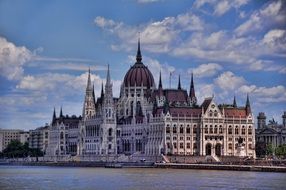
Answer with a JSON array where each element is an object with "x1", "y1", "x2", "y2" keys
[{"x1": 0, "y1": 165, "x2": 285, "y2": 190}]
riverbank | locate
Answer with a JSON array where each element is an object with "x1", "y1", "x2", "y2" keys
[
  {"x1": 155, "y1": 163, "x2": 286, "y2": 172},
  {"x1": 1, "y1": 161, "x2": 286, "y2": 172}
]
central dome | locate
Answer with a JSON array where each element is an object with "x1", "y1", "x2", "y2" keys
[{"x1": 123, "y1": 40, "x2": 155, "y2": 88}]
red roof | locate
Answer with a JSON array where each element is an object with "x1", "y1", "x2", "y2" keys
[
  {"x1": 223, "y1": 108, "x2": 247, "y2": 118},
  {"x1": 123, "y1": 62, "x2": 155, "y2": 88}
]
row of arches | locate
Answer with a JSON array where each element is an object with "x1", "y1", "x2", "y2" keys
[{"x1": 205, "y1": 143, "x2": 222, "y2": 156}]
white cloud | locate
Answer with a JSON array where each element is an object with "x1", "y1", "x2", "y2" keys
[
  {"x1": 214, "y1": 0, "x2": 231, "y2": 16},
  {"x1": 16, "y1": 71, "x2": 122, "y2": 98},
  {"x1": 28, "y1": 62, "x2": 107, "y2": 71},
  {"x1": 196, "y1": 83, "x2": 214, "y2": 103},
  {"x1": 194, "y1": 0, "x2": 249, "y2": 16},
  {"x1": 215, "y1": 71, "x2": 245, "y2": 91},
  {"x1": 94, "y1": 12, "x2": 205, "y2": 53},
  {"x1": 188, "y1": 63, "x2": 222, "y2": 78},
  {"x1": 263, "y1": 29, "x2": 286, "y2": 44},
  {"x1": 235, "y1": 0, "x2": 285, "y2": 36},
  {"x1": 0, "y1": 37, "x2": 33, "y2": 80},
  {"x1": 239, "y1": 85, "x2": 286, "y2": 103}
]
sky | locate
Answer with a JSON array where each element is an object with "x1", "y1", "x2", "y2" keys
[{"x1": 0, "y1": 0, "x2": 285, "y2": 130}]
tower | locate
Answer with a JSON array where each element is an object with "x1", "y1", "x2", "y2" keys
[
  {"x1": 257, "y1": 112, "x2": 266, "y2": 129},
  {"x1": 188, "y1": 73, "x2": 197, "y2": 106},
  {"x1": 82, "y1": 68, "x2": 96, "y2": 120},
  {"x1": 102, "y1": 64, "x2": 116, "y2": 154},
  {"x1": 103, "y1": 64, "x2": 114, "y2": 121}
]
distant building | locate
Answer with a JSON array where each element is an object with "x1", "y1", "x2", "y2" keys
[
  {"x1": 45, "y1": 108, "x2": 81, "y2": 156},
  {"x1": 29, "y1": 125, "x2": 49, "y2": 153},
  {"x1": 256, "y1": 112, "x2": 286, "y2": 148},
  {"x1": 0, "y1": 129, "x2": 28, "y2": 152}
]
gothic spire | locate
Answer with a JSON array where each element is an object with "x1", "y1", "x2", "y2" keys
[
  {"x1": 178, "y1": 75, "x2": 182, "y2": 90},
  {"x1": 82, "y1": 68, "x2": 96, "y2": 120},
  {"x1": 86, "y1": 67, "x2": 92, "y2": 90},
  {"x1": 246, "y1": 93, "x2": 251, "y2": 115},
  {"x1": 158, "y1": 71, "x2": 162, "y2": 89},
  {"x1": 106, "y1": 64, "x2": 111, "y2": 85},
  {"x1": 101, "y1": 81, "x2": 104, "y2": 98},
  {"x1": 233, "y1": 95, "x2": 237, "y2": 108},
  {"x1": 189, "y1": 73, "x2": 197, "y2": 106},
  {"x1": 52, "y1": 107, "x2": 56, "y2": 123},
  {"x1": 136, "y1": 37, "x2": 142, "y2": 63},
  {"x1": 60, "y1": 106, "x2": 63, "y2": 117},
  {"x1": 189, "y1": 73, "x2": 195, "y2": 97}
]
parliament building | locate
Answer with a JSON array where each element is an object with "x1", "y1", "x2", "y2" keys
[{"x1": 46, "y1": 40, "x2": 256, "y2": 161}]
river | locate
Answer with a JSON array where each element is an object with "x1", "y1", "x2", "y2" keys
[{"x1": 0, "y1": 165, "x2": 285, "y2": 190}]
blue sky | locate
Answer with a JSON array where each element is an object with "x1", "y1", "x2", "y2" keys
[{"x1": 0, "y1": 0, "x2": 285, "y2": 130}]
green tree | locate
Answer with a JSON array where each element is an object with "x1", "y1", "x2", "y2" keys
[
  {"x1": 266, "y1": 144, "x2": 274, "y2": 156},
  {"x1": 275, "y1": 144, "x2": 286, "y2": 158},
  {"x1": 1, "y1": 140, "x2": 43, "y2": 158}
]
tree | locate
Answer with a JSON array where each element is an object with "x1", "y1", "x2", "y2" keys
[
  {"x1": 275, "y1": 144, "x2": 286, "y2": 158},
  {"x1": 266, "y1": 144, "x2": 274, "y2": 156},
  {"x1": 1, "y1": 140, "x2": 43, "y2": 158}
]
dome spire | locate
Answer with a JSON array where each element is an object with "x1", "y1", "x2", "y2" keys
[{"x1": 136, "y1": 35, "x2": 142, "y2": 63}]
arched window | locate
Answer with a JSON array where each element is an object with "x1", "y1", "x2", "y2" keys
[
  {"x1": 242, "y1": 126, "x2": 245, "y2": 135},
  {"x1": 180, "y1": 126, "x2": 184, "y2": 134},
  {"x1": 228, "y1": 143, "x2": 232, "y2": 150},
  {"x1": 204, "y1": 125, "x2": 208, "y2": 134},
  {"x1": 60, "y1": 132, "x2": 64, "y2": 139},
  {"x1": 210, "y1": 125, "x2": 213, "y2": 134},
  {"x1": 248, "y1": 126, "x2": 252, "y2": 135},
  {"x1": 193, "y1": 126, "x2": 197, "y2": 134},
  {"x1": 228, "y1": 126, "x2": 232, "y2": 135},
  {"x1": 214, "y1": 125, "x2": 218, "y2": 134},
  {"x1": 235, "y1": 126, "x2": 239, "y2": 135},
  {"x1": 219, "y1": 125, "x2": 223, "y2": 134},
  {"x1": 108, "y1": 128, "x2": 113, "y2": 136},
  {"x1": 173, "y1": 126, "x2": 177, "y2": 133},
  {"x1": 214, "y1": 110, "x2": 218, "y2": 117},
  {"x1": 186, "y1": 127, "x2": 190, "y2": 134},
  {"x1": 166, "y1": 126, "x2": 170, "y2": 133}
]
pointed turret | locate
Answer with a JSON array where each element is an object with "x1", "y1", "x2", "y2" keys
[
  {"x1": 52, "y1": 107, "x2": 56, "y2": 124},
  {"x1": 60, "y1": 106, "x2": 63, "y2": 117},
  {"x1": 86, "y1": 67, "x2": 92, "y2": 91},
  {"x1": 245, "y1": 94, "x2": 251, "y2": 115},
  {"x1": 101, "y1": 82, "x2": 104, "y2": 99},
  {"x1": 178, "y1": 75, "x2": 182, "y2": 90},
  {"x1": 82, "y1": 68, "x2": 96, "y2": 120},
  {"x1": 233, "y1": 96, "x2": 237, "y2": 108},
  {"x1": 103, "y1": 64, "x2": 114, "y2": 121},
  {"x1": 136, "y1": 38, "x2": 142, "y2": 63},
  {"x1": 158, "y1": 71, "x2": 162, "y2": 89},
  {"x1": 189, "y1": 73, "x2": 197, "y2": 106},
  {"x1": 106, "y1": 64, "x2": 111, "y2": 85}
]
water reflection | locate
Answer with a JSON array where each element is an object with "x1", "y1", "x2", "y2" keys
[{"x1": 0, "y1": 166, "x2": 285, "y2": 190}]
